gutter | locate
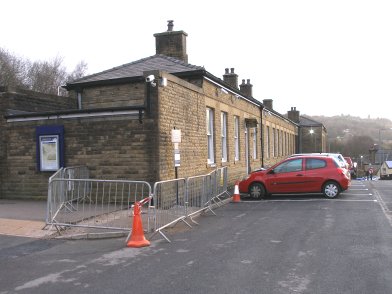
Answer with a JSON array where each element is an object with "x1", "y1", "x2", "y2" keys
[{"x1": 5, "y1": 106, "x2": 145, "y2": 123}]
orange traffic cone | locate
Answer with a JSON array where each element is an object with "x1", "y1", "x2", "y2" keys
[
  {"x1": 126, "y1": 203, "x2": 150, "y2": 248},
  {"x1": 232, "y1": 181, "x2": 241, "y2": 203}
]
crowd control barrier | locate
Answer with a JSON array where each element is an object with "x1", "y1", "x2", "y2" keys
[
  {"x1": 46, "y1": 167, "x2": 152, "y2": 232},
  {"x1": 46, "y1": 166, "x2": 229, "y2": 242}
]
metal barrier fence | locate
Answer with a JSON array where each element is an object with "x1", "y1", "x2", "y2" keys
[
  {"x1": 149, "y1": 178, "x2": 191, "y2": 242},
  {"x1": 46, "y1": 166, "x2": 229, "y2": 241},
  {"x1": 46, "y1": 167, "x2": 152, "y2": 231},
  {"x1": 150, "y1": 167, "x2": 230, "y2": 242}
]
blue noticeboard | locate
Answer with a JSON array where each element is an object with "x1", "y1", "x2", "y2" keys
[{"x1": 36, "y1": 125, "x2": 64, "y2": 171}]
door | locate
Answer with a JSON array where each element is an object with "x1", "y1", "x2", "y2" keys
[
  {"x1": 245, "y1": 127, "x2": 250, "y2": 174},
  {"x1": 264, "y1": 158, "x2": 306, "y2": 193}
]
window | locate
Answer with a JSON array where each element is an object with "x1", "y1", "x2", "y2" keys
[
  {"x1": 252, "y1": 127, "x2": 257, "y2": 159},
  {"x1": 272, "y1": 128, "x2": 276, "y2": 157},
  {"x1": 266, "y1": 126, "x2": 270, "y2": 158},
  {"x1": 306, "y1": 159, "x2": 327, "y2": 170},
  {"x1": 221, "y1": 112, "x2": 228, "y2": 162},
  {"x1": 206, "y1": 108, "x2": 215, "y2": 164},
  {"x1": 274, "y1": 159, "x2": 303, "y2": 174},
  {"x1": 234, "y1": 116, "x2": 240, "y2": 161}
]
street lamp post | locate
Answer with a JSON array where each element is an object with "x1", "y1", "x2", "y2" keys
[{"x1": 309, "y1": 129, "x2": 316, "y2": 152}]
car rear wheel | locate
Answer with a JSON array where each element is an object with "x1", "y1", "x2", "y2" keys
[
  {"x1": 249, "y1": 183, "x2": 266, "y2": 200},
  {"x1": 322, "y1": 181, "x2": 340, "y2": 198}
]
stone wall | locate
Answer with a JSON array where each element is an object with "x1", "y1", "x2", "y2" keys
[
  {"x1": 263, "y1": 112, "x2": 297, "y2": 167},
  {"x1": 0, "y1": 87, "x2": 77, "y2": 112},
  {"x1": 74, "y1": 83, "x2": 145, "y2": 109},
  {"x1": 0, "y1": 87, "x2": 78, "y2": 199},
  {"x1": 156, "y1": 73, "x2": 206, "y2": 180},
  {"x1": 1, "y1": 115, "x2": 158, "y2": 199}
]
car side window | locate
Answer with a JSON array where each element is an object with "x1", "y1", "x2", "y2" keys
[
  {"x1": 274, "y1": 159, "x2": 303, "y2": 174},
  {"x1": 306, "y1": 158, "x2": 326, "y2": 170}
]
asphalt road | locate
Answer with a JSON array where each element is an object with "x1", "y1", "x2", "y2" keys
[{"x1": 1, "y1": 180, "x2": 392, "y2": 294}]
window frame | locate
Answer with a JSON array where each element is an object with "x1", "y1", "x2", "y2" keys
[
  {"x1": 221, "y1": 111, "x2": 228, "y2": 163},
  {"x1": 206, "y1": 108, "x2": 215, "y2": 164},
  {"x1": 234, "y1": 116, "x2": 240, "y2": 161}
]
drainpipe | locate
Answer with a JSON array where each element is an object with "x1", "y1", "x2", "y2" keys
[{"x1": 260, "y1": 105, "x2": 264, "y2": 167}]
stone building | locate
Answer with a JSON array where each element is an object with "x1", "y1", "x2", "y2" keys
[{"x1": 1, "y1": 22, "x2": 322, "y2": 200}]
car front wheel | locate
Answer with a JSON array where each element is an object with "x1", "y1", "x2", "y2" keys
[
  {"x1": 322, "y1": 181, "x2": 340, "y2": 198},
  {"x1": 249, "y1": 183, "x2": 266, "y2": 200}
]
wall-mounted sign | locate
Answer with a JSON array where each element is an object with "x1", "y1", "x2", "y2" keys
[
  {"x1": 174, "y1": 148, "x2": 181, "y2": 167},
  {"x1": 39, "y1": 135, "x2": 59, "y2": 171},
  {"x1": 171, "y1": 129, "x2": 182, "y2": 143},
  {"x1": 36, "y1": 125, "x2": 64, "y2": 172}
]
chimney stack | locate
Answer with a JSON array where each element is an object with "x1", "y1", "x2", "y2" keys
[
  {"x1": 154, "y1": 20, "x2": 188, "y2": 63},
  {"x1": 223, "y1": 68, "x2": 238, "y2": 89},
  {"x1": 287, "y1": 107, "x2": 300, "y2": 123},
  {"x1": 263, "y1": 99, "x2": 273, "y2": 110},
  {"x1": 239, "y1": 79, "x2": 253, "y2": 97}
]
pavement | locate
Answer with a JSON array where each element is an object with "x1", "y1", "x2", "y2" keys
[
  {"x1": 0, "y1": 199, "x2": 51, "y2": 238},
  {"x1": 0, "y1": 196, "x2": 233, "y2": 240},
  {"x1": 0, "y1": 199, "x2": 134, "y2": 240}
]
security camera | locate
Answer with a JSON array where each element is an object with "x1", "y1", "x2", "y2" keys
[{"x1": 145, "y1": 75, "x2": 155, "y2": 83}]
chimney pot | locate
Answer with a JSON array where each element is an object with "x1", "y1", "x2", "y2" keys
[
  {"x1": 240, "y1": 78, "x2": 253, "y2": 97},
  {"x1": 263, "y1": 99, "x2": 273, "y2": 110},
  {"x1": 154, "y1": 21, "x2": 188, "y2": 62},
  {"x1": 167, "y1": 20, "x2": 174, "y2": 31},
  {"x1": 223, "y1": 67, "x2": 239, "y2": 89},
  {"x1": 288, "y1": 106, "x2": 300, "y2": 123}
]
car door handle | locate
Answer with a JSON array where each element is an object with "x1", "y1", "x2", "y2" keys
[{"x1": 296, "y1": 174, "x2": 304, "y2": 176}]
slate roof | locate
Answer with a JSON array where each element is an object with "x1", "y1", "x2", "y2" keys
[
  {"x1": 299, "y1": 116, "x2": 324, "y2": 127},
  {"x1": 67, "y1": 54, "x2": 205, "y2": 86}
]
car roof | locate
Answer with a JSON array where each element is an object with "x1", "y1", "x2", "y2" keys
[
  {"x1": 289, "y1": 153, "x2": 343, "y2": 158},
  {"x1": 289, "y1": 153, "x2": 346, "y2": 165}
]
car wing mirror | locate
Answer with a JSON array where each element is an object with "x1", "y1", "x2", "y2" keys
[{"x1": 267, "y1": 169, "x2": 275, "y2": 175}]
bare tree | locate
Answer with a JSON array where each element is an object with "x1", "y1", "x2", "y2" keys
[
  {"x1": 0, "y1": 48, "x2": 29, "y2": 88},
  {"x1": 0, "y1": 47, "x2": 87, "y2": 96},
  {"x1": 67, "y1": 60, "x2": 88, "y2": 82},
  {"x1": 26, "y1": 56, "x2": 67, "y2": 94}
]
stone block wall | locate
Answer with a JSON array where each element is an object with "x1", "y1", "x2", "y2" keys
[
  {"x1": 76, "y1": 83, "x2": 145, "y2": 109},
  {"x1": 156, "y1": 73, "x2": 206, "y2": 180},
  {"x1": 263, "y1": 112, "x2": 297, "y2": 167},
  {"x1": 1, "y1": 115, "x2": 158, "y2": 199},
  {"x1": 0, "y1": 87, "x2": 77, "y2": 112},
  {"x1": 0, "y1": 88, "x2": 78, "y2": 199}
]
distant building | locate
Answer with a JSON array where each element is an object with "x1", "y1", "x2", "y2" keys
[{"x1": 287, "y1": 108, "x2": 327, "y2": 153}]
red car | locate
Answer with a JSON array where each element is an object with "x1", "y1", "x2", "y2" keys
[{"x1": 239, "y1": 155, "x2": 351, "y2": 199}]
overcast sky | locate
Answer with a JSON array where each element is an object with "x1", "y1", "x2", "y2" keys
[{"x1": 2, "y1": 0, "x2": 391, "y2": 120}]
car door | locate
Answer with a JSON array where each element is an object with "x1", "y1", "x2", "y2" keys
[
  {"x1": 303, "y1": 158, "x2": 328, "y2": 191},
  {"x1": 264, "y1": 158, "x2": 306, "y2": 193}
]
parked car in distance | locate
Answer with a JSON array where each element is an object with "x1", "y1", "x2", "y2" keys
[
  {"x1": 344, "y1": 157, "x2": 353, "y2": 169},
  {"x1": 239, "y1": 155, "x2": 351, "y2": 199},
  {"x1": 344, "y1": 156, "x2": 356, "y2": 178}
]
